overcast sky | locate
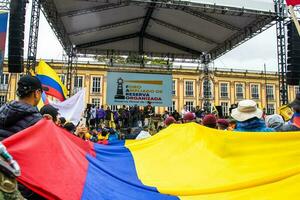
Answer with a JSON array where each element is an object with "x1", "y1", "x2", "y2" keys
[{"x1": 21, "y1": 0, "x2": 278, "y2": 71}]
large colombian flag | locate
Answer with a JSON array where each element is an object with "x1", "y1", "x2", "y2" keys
[
  {"x1": 36, "y1": 60, "x2": 68, "y2": 101},
  {"x1": 3, "y1": 120, "x2": 300, "y2": 199}
]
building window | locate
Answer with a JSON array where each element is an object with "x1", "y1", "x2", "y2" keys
[
  {"x1": 172, "y1": 80, "x2": 176, "y2": 96},
  {"x1": 203, "y1": 79, "x2": 213, "y2": 98},
  {"x1": 266, "y1": 85, "x2": 274, "y2": 100},
  {"x1": 92, "y1": 77, "x2": 101, "y2": 93},
  {"x1": 235, "y1": 83, "x2": 244, "y2": 99},
  {"x1": 267, "y1": 104, "x2": 275, "y2": 115},
  {"x1": 73, "y1": 76, "x2": 83, "y2": 93},
  {"x1": 0, "y1": 74, "x2": 9, "y2": 91},
  {"x1": 295, "y1": 86, "x2": 300, "y2": 95},
  {"x1": 91, "y1": 98, "x2": 101, "y2": 108},
  {"x1": 221, "y1": 102, "x2": 229, "y2": 117},
  {"x1": 167, "y1": 101, "x2": 176, "y2": 113},
  {"x1": 251, "y1": 84, "x2": 260, "y2": 99},
  {"x1": 185, "y1": 101, "x2": 194, "y2": 112},
  {"x1": 58, "y1": 74, "x2": 66, "y2": 85},
  {"x1": 185, "y1": 81, "x2": 194, "y2": 96},
  {"x1": 0, "y1": 95, "x2": 6, "y2": 106},
  {"x1": 220, "y1": 83, "x2": 229, "y2": 98}
]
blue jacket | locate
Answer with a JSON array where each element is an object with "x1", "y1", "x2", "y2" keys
[{"x1": 235, "y1": 118, "x2": 274, "y2": 132}]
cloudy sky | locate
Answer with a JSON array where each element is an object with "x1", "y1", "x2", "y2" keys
[{"x1": 21, "y1": 0, "x2": 278, "y2": 71}]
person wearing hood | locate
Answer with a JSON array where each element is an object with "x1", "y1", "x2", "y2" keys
[
  {"x1": 266, "y1": 114, "x2": 299, "y2": 132},
  {"x1": 231, "y1": 100, "x2": 274, "y2": 132},
  {"x1": 0, "y1": 75, "x2": 48, "y2": 140},
  {"x1": 0, "y1": 75, "x2": 48, "y2": 199}
]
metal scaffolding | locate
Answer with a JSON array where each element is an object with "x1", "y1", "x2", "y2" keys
[
  {"x1": 65, "y1": 47, "x2": 78, "y2": 97},
  {"x1": 202, "y1": 54, "x2": 212, "y2": 113},
  {"x1": 27, "y1": 0, "x2": 41, "y2": 73},
  {"x1": 274, "y1": 0, "x2": 288, "y2": 105}
]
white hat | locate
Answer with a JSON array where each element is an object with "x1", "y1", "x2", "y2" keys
[{"x1": 231, "y1": 100, "x2": 263, "y2": 122}]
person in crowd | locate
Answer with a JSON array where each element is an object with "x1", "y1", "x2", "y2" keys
[
  {"x1": 113, "y1": 110, "x2": 120, "y2": 129},
  {"x1": 84, "y1": 104, "x2": 91, "y2": 128},
  {"x1": 0, "y1": 75, "x2": 48, "y2": 199},
  {"x1": 181, "y1": 105, "x2": 189, "y2": 117},
  {"x1": 227, "y1": 119, "x2": 237, "y2": 131},
  {"x1": 105, "y1": 106, "x2": 114, "y2": 128},
  {"x1": 266, "y1": 114, "x2": 300, "y2": 132},
  {"x1": 58, "y1": 117, "x2": 66, "y2": 127},
  {"x1": 63, "y1": 122, "x2": 76, "y2": 134},
  {"x1": 89, "y1": 105, "x2": 97, "y2": 128},
  {"x1": 183, "y1": 112, "x2": 195, "y2": 123},
  {"x1": 137, "y1": 107, "x2": 144, "y2": 127},
  {"x1": 162, "y1": 110, "x2": 169, "y2": 121},
  {"x1": 118, "y1": 105, "x2": 125, "y2": 128},
  {"x1": 195, "y1": 106, "x2": 203, "y2": 123},
  {"x1": 96, "y1": 105, "x2": 106, "y2": 128},
  {"x1": 217, "y1": 119, "x2": 229, "y2": 130},
  {"x1": 130, "y1": 105, "x2": 139, "y2": 127},
  {"x1": 202, "y1": 114, "x2": 217, "y2": 129},
  {"x1": 40, "y1": 105, "x2": 59, "y2": 124},
  {"x1": 231, "y1": 100, "x2": 274, "y2": 132},
  {"x1": 144, "y1": 101, "x2": 154, "y2": 126},
  {"x1": 75, "y1": 125, "x2": 88, "y2": 140},
  {"x1": 164, "y1": 116, "x2": 176, "y2": 127},
  {"x1": 265, "y1": 114, "x2": 285, "y2": 131},
  {"x1": 172, "y1": 110, "x2": 180, "y2": 121},
  {"x1": 108, "y1": 128, "x2": 119, "y2": 142},
  {"x1": 122, "y1": 107, "x2": 130, "y2": 128},
  {"x1": 289, "y1": 93, "x2": 300, "y2": 129},
  {"x1": 0, "y1": 75, "x2": 48, "y2": 140}
]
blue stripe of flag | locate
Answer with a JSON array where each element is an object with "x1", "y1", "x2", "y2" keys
[
  {"x1": 36, "y1": 75, "x2": 66, "y2": 99},
  {"x1": 81, "y1": 141, "x2": 179, "y2": 200}
]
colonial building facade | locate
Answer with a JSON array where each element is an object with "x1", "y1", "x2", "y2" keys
[{"x1": 0, "y1": 60, "x2": 299, "y2": 116}]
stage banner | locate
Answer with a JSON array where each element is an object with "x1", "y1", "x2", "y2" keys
[
  {"x1": 107, "y1": 72, "x2": 172, "y2": 107},
  {"x1": 0, "y1": 12, "x2": 8, "y2": 74}
]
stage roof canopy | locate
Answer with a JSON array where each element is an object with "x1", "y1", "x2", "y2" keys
[{"x1": 41, "y1": 0, "x2": 278, "y2": 59}]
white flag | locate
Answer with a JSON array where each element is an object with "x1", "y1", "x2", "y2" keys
[{"x1": 51, "y1": 89, "x2": 86, "y2": 125}]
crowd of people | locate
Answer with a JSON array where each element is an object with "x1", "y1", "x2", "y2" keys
[{"x1": 0, "y1": 75, "x2": 299, "y2": 199}]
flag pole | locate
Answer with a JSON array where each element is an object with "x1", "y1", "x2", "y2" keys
[{"x1": 288, "y1": 5, "x2": 300, "y2": 36}]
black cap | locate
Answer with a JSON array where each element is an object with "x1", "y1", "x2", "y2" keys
[
  {"x1": 17, "y1": 75, "x2": 48, "y2": 96},
  {"x1": 40, "y1": 105, "x2": 59, "y2": 120}
]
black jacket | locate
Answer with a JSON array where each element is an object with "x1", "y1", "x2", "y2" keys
[{"x1": 0, "y1": 101, "x2": 42, "y2": 140}]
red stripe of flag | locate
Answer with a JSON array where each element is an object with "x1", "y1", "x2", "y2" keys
[{"x1": 286, "y1": 0, "x2": 300, "y2": 6}]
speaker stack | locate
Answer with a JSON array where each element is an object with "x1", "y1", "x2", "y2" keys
[
  {"x1": 8, "y1": 0, "x2": 26, "y2": 73},
  {"x1": 287, "y1": 21, "x2": 300, "y2": 85}
]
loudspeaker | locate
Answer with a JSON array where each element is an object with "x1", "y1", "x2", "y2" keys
[
  {"x1": 8, "y1": 0, "x2": 26, "y2": 73},
  {"x1": 287, "y1": 21, "x2": 300, "y2": 85}
]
